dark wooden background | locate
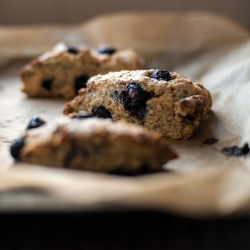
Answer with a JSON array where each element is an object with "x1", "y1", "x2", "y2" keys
[{"x1": 0, "y1": 0, "x2": 249, "y2": 29}]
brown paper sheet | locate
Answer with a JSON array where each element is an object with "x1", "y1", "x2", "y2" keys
[{"x1": 1, "y1": 12, "x2": 250, "y2": 217}]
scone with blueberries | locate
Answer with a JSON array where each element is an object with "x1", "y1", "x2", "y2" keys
[
  {"x1": 63, "y1": 69, "x2": 212, "y2": 139},
  {"x1": 10, "y1": 116, "x2": 177, "y2": 174},
  {"x1": 20, "y1": 43, "x2": 144, "y2": 98}
]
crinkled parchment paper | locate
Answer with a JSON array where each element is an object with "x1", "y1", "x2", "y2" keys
[{"x1": 1, "y1": 12, "x2": 250, "y2": 217}]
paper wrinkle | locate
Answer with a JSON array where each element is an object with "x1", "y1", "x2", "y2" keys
[{"x1": 1, "y1": 12, "x2": 250, "y2": 217}]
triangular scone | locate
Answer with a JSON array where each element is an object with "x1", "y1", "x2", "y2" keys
[
  {"x1": 20, "y1": 43, "x2": 144, "y2": 98},
  {"x1": 63, "y1": 69, "x2": 212, "y2": 139},
  {"x1": 10, "y1": 117, "x2": 177, "y2": 174}
]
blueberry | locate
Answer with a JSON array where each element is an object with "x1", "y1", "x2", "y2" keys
[
  {"x1": 74, "y1": 75, "x2": 88, "y2": 95},
  {"x1": 185, "y1": 114, "x2": 195, "y2": 122},
  {"x1": 67, "y1": 46, "x2": 79, "y2": 54},
  {"x1": 74, "y1": 113, "x2": 95, "y2": 119},
  {"x1": 120, "y1": 83, "x2": 153, "y2": 121},
  {"x1": 92, "y1": 106, "x2": 112, "y2": 119},
  {"x1": 42, "y1": 79, "x2": 53, "y2": 91},
  {"x1": 150, "y1": 70, "x2": 172, "y2": 81},
  {"x1": 98, "y1": 45, "x2": 116, "y2": 55},
  {"x1": 27, "y1": 116, "x2": 46, "y2": 130},
  {"x1": 10, "y1": 138, "x2": 25, "y2": 160},
  {"x1": 124, "y1": 83, "x2": 149, "y2": 108},
  {"x1": 128, "y1": 87, "x2": 138, "y2": 100}
]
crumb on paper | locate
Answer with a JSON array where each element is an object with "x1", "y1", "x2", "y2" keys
[
  {"x1": 201, "y1": 138, "x2": 219, "y2": 146},
  {"x1": 222, "y1": 143, "x2": 249, "y2": 157}
]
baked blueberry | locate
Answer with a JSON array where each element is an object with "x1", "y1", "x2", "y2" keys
[
  {"x1": 67, "y1": 46, "x2": 79, "y2": 54},
  {"x1": 74, "y1": 112, "x2": 95, "y2": 119},
  {"x1": 98, "y1": 45, "x2": 116, "y2": 55},
  {"x1": 27, "y1": 116, "x2": 46, "y2": 130},
  {"x1": 150, "y1": 70, "x2": 172, "y2": 81},
  {"x1": 42, "y1": 79, "x2": 53, "y2": 91},
  {"x1": 121, "y1": 83, "x2": 153, "y2": 121},
  {"x1": 10, "y1": 138, "x2": 25, "y2": 160},
  {"x1": 185, "y1": 114, "x2": 196, "y2": 122},
  {"x1": 92, "y1": 106, "x2": 112, "y2": 119},
  {"x1": 74, "y1": 75, "x2": 88, "y2": 95}
]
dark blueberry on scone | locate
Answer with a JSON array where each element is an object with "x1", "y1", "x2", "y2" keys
[
  {"x1": 74, "y1": 75, "x2": 89, "y2": 95},
  {"x1": 120, "y1": 83, "x2": 153, "y2": 121},
  {"x1": 92, "y1": 106, "x2": 112, "y2": 119},
  {"x1": 150, "y1": 69, "x2": 172, "y2": 81},
  {"x1": 10, "y1": 117, "x2": 177, "y2": 173},
  {"x1": 42, "y1": 79, "x2": 53, "y2": 91},
  {"x1": 27, "y1": 116, "x2": 46, "y2": 130},
  {"x1": 67, "y1": 46, "x2": 79, "y2": 54},
  {"x1": 74, "y1": 111, "x2": 95, "y2": 119},
  {"x1": 10, "y1": 138, "x2": 25, "y2": 160},
  {"x1": 63, "y1": 70, "x2": 212, "y2": 139},
  {"x1": 20, "y1": 43, "x2": 144, "y2": 98},
  {"x1": 98, "y1": 45, "x2": 116, "y2": 55}
]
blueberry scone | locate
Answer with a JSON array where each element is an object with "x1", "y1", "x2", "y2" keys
[
  {"x1": 63, "y1": 69, "x2": 212, "y2": 139},
  {"x1": 20, "y1": 43, "x2": 144, "y2": 98},
  {"x1": 10, "y1": 116, "x2": 177, "y2": 174}
]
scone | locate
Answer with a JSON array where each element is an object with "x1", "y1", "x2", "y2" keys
[
  {"x1": 63, "y1": 69, "x2": 212, "y2": 139},
  {"x1": 10, "y1": 116, "x2": 177, "y2": 174},
  {"x1": 20, "y1": 43, "x2": 144, "y2": 98}
]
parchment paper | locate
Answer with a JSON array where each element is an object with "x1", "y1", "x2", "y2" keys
[{"x1": 1, "y1": 12, "x2": 250, "y2": 217}]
